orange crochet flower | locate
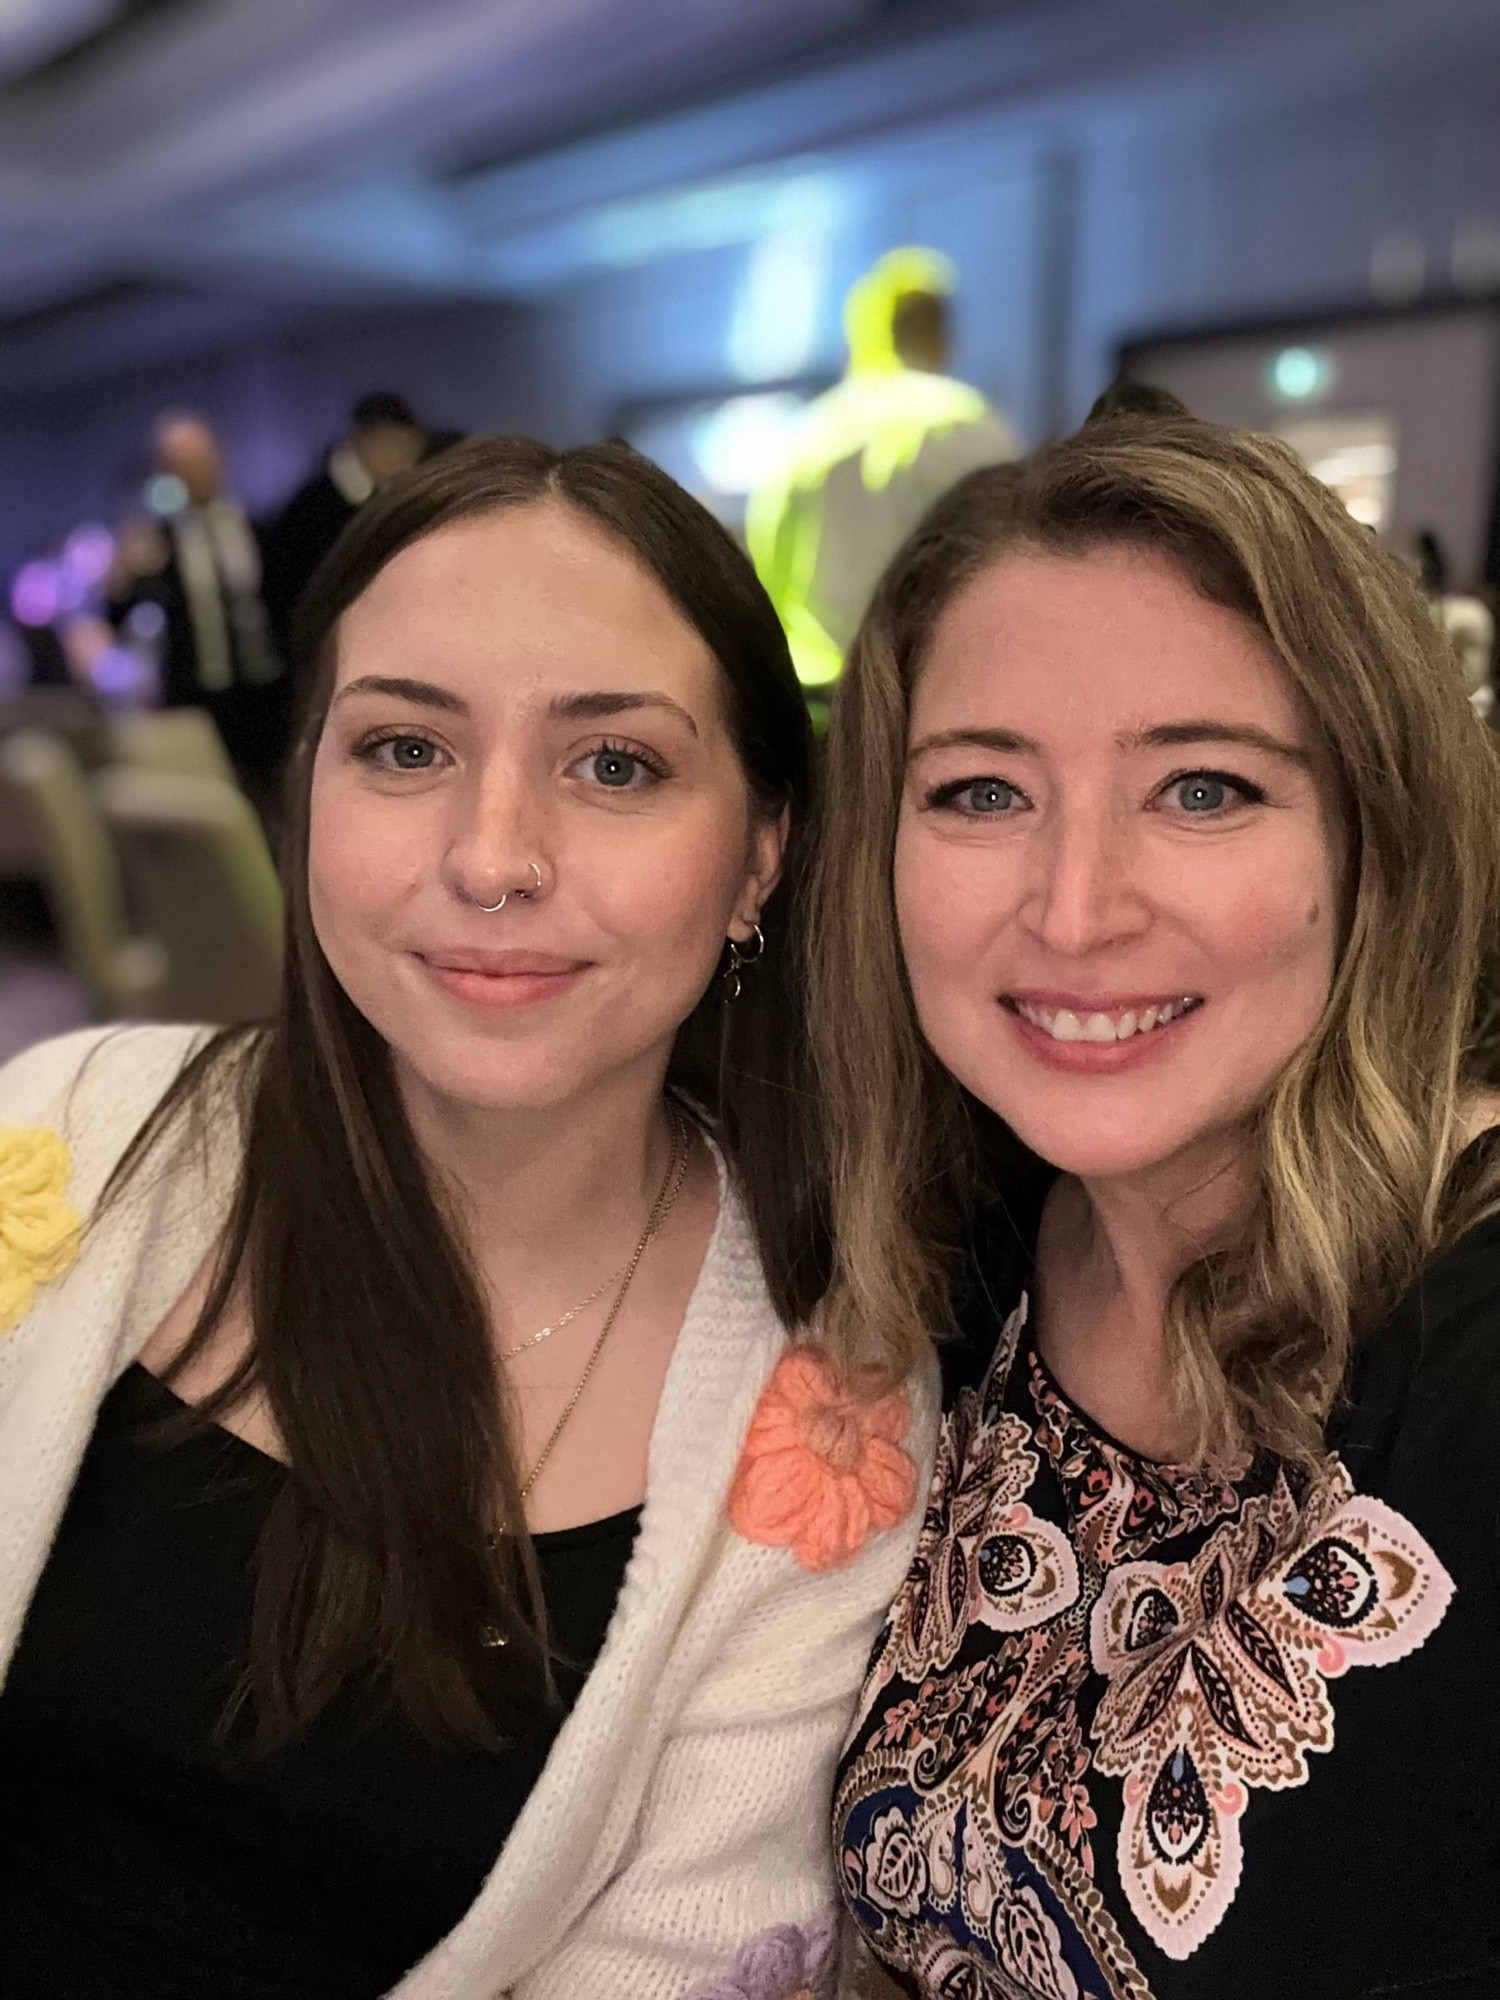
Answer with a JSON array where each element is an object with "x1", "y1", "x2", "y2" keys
[{"x1": 729, "y1": 1348, "x2": 917, "y2": 1572}]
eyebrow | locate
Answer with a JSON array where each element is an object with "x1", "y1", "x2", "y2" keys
[
  {"x1": 333, "y1": 674, "x2": 468, "y2": 714},
  {"x1": 908, "y1": 726, "x2": 1038, "y2": 759},
  {"x1": 548, "y1": 690, "x2": 700, "y2": 737},
  {"x1": 908, "y1": 720, "x2": 1310, "y2": 766},
  {"x1": 332, "y1": 677, "x2": 699, "y2": 737},
  {"x1": 1125, "y1": 720, "x2": 1311, "y2": 766}
]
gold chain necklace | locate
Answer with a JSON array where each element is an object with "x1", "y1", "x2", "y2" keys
[
  {"x1": 517, "y1": 1101, "x2": 691, "y2": 1504},
  {"x1": 499, "y1": 1266, "x2": 624, "y2": 1361}
]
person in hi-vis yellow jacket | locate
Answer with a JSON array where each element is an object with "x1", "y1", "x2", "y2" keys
[{"x1": 747, "y1": 247, "x2": 1018, "y2": 696}]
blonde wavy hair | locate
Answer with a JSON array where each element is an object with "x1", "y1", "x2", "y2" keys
[{"x1": 809, "y1": 412, "x2": 1500, "y2": 1461}]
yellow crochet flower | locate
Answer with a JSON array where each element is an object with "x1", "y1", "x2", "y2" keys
[{"x1": 0, "y1": 1125, "x2": 80, "y2": 1335}]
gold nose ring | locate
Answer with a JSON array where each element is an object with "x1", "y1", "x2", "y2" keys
[{"x1": 478, "y1": 861, "x2": 543, "y2": 913}]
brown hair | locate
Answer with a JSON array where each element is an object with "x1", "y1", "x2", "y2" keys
[
  {"x1": 810, "y1": 410, "x2": 1500, "y2": 1462},
  {"x1": 105, "y1": 436, "x2": 823, "y2": 1747}
]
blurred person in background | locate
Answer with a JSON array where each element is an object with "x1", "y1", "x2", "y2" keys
[
  {"x1": 0, "y1": 436, "x2": 932, "y2": 2000},
  {"x1": 262, "y1": 392, "x2": 427, "y2": 660},
  {"x1": 420, "y1": 425, "x2": 468, "y2": 465},
  {"x1": 747, "y1": 246, "x2": 1018, "y2": 711},
  {"x1": 110, "y1": 410, "x2": 288, "y2": 793},
  {"x1": 1416, "y1": 528, "x2": 1495, "y2": 721}
]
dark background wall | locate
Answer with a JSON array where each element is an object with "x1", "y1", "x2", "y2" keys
[{"x1": 6, "y1": 0, "x2": 1500, "y2": 580}]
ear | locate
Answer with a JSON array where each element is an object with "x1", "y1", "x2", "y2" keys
[{"x1": 729, "y1": 804, "x2": 790, "y2": 940}]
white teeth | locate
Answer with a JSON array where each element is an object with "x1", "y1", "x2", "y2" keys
[{"x1": 1013, "y1": 997, "x2": 1198, "y2": 1043}]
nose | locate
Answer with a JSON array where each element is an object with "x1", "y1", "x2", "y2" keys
[
  {"x1": 1021, "y1": 797, "x2": 1148, "y2": 959},
  {"x1": 442, "y1": 755, "x2": 550, "y2": 912}
]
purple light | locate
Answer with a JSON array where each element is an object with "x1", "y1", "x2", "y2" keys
[
  {"x1": 89, "y1": 646, "x2": 146, "y2": 700},
  {"x1": 10, "y1": 562, "x2": 61, "y2": 628},
  {"x1": 54, "y1": 568, "x2": 89, "y2": 616},
  {"x1": 62, "y1": 523, "x2": 114, "y2": 590},
  {"x1": 125, "y1": 599, "x2": 166, "y2": 642}
]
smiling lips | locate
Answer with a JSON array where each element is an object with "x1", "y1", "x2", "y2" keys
[
  {"x1": 418, "y1": 947, "x2": 590, "y2": 1008},
  {"x1": 1008, "y1": 994, "x2": 1203, "y2": 1044}
]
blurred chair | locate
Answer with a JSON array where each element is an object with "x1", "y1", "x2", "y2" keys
[
  {"x1": 92, "y1": 765, "x2": 282, "y2": 1025},
  {"x1": 0, "y1": 690, "x2": 110, "y2": 876},
  {"x1": 108, "y1": 706, "x2": 238, "y2": 786},
  {"x1": 0, "y1": 687, "x2": 109, "y2": 765},
  {"x1": 0, "y1": 730, "x2": 167, "y2": 1015}
]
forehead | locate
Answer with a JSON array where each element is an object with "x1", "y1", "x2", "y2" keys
[
  {"x1": 335, "y1": 500, "x2": 723, "y2": 711},
  {"x1": 916, "y1": 544, "x2": 1305, "y2": 743}
]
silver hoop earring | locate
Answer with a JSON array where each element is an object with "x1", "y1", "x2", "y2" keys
[{"x1": 723, "y1": 921, "x2": 766, "y2": 1003}]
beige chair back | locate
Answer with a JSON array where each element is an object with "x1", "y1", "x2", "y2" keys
[
  {"x1": 93, "y1": 765, "x2": 282, "y2": 1025},
  {"x1": 0, "y1": 730, "x2": 166, "y2": 1012},
  {"x1": 0, "y1": 687, "x2": 109, "y2": 766},
  {"x1": 0, "y1": 689, "x2": 109, "y2": 876},
  {"x1": 108, "y1": 707, "x2": 239, "y2": 787}
]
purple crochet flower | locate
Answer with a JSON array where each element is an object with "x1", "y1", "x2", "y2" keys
[{"x1": 690, "y1": 1905, "x2": 839, "y2": 2000}]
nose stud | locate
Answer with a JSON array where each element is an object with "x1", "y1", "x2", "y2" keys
[{"x1": 477, "y1": 860, "x2": 544, "y2": 913}]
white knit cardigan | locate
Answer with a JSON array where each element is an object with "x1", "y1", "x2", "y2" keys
[{"x1": 0, "y1": 1025, "x2": 936, "y2": 2000}]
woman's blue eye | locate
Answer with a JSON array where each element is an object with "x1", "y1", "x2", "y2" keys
[
  {"x1": 1174, "y1": 775, "x2": 1228, "y2": 813},
  {"x1": 379, "y1": 736, "x2": 437, "y2": 769},
  {"x1": 586, "y1": 749, "x2": 640, "y2": 788},
  {"x1": 964, "y1": 779, "x2": 1018, "y2": 814}
]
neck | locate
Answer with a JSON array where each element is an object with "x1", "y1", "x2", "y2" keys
[
  {"x1": 1038, "y1": 1129, "x2": 1254, "y2": 1460},
  {"x1": 395, "y1": 1054, "x2": 678, "y2": 1324}
]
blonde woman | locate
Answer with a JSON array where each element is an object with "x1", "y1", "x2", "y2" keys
[{"x1": 818, "y1": 406, "x2": 1500, "y2": 1998}]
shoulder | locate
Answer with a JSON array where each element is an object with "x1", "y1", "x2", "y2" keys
[
  {"x1": 0, "y1": 1025, "x2": 217, "y2": 1209},
  {"x1": 673, "y1": 1159, "x2": 939, "y2": 1592},
  {"x1": 1338, "y1": 1212, "x2": 1500, "y2": 1486},
  {"x1": 917, "y1": 400, "x2": 1019, "y2": 469}
]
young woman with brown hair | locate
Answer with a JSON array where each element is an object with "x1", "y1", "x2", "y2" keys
[
  {"x1": 0, "y1": 438, "x2": 931, "y2": 2000},
  {"x1": 818, "y1": 408, "x2": 1500, "y2": 1997}
]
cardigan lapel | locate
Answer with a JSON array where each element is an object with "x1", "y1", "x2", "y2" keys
[{"x1": 394, "y1": 1157, "x2": 785, "y2": 2000}]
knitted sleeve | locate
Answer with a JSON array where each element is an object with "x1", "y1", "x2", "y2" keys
[{"x1": 515, "y1": 1364, "x2": 938, "y2": 2000}]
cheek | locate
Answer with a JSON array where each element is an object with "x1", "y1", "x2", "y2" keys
[
  {"x1": 1192, "y1": 844, "x2": 1338, "y2": 1023},
  {"x1": 594, "y1": 803, "x2": 750, "y2": 970},
  {"x1": 894, "y1": 819, "x2": 1014, "y2": 1009},
  {"x1": 306, "y1": 767, "x2": 426, "y2": 957}
]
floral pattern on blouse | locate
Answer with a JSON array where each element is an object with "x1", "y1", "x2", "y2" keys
[{"x1": 833, "y1": 1298, "x2": 1455, "y2": 1999}]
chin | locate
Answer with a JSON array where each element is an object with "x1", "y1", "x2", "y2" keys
[
  {"x1": 989, "y1": 1095, "x2": 1208, "y2": 1184},
  {"x1": 1018, "y1": 1134, "x2": 1192, "y2": 1181},
  {"x1": 390, "y1": 1037, "x2": 597, "y2": 1116}
]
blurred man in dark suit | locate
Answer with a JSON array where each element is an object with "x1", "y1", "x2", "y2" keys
[
  {"x1": 111, "y1": 411, "x2": 289, "y2": 795},
  {"x1": 261, "y1": 393, "x2": 426, "y2": 659}
]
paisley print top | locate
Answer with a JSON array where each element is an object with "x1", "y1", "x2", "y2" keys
[{"x1": 835, "y1": 1198, "x2": 1500, "y2": 1999}]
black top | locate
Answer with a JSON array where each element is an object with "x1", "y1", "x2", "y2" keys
[
  {"x1": 112, "y1": 520, "x2": 291, "y2": 778},
  {"x1": 835, "y1": 1180, "x2": 1500, "y2": 1999},
  {"x1": 0, "y1": 1364, "x2": 640, "y2": 1999},
  {"x1": 259, "y1": 469, "x2": 358, "y2": 660}
]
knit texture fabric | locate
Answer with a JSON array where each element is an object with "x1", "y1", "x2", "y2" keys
[{"x1": 0, "y1": 1026, "x2": 936, "y2": 1999}]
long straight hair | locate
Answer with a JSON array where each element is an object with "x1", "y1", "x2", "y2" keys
[
  {"x1": 105, "y1": 437, "x2": 822, "y2": 1747},
  {"x1": 810, "y1": 410, "x2": 1500, "y2": 1463}
]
